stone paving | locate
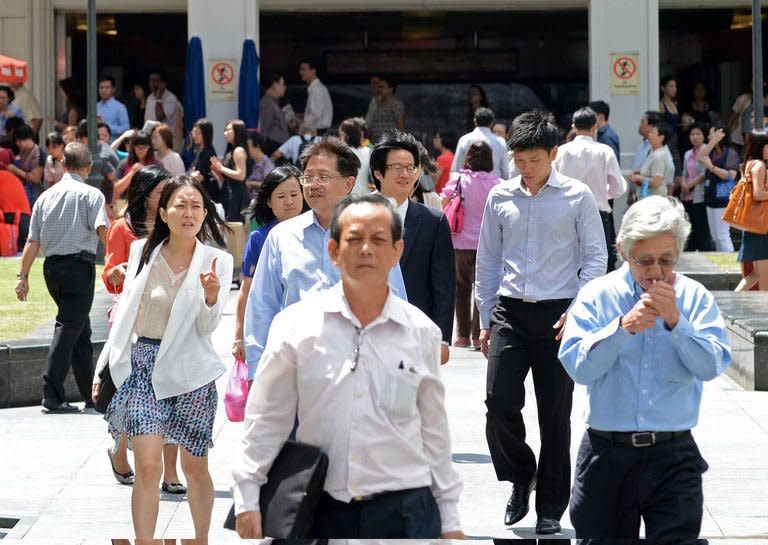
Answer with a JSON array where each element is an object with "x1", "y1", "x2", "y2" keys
[{"x1": 1, "y1": 291, "x2": 768, "y2": 543}]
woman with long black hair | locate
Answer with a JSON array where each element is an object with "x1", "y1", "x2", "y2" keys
[
  {"x1": 211, "y1": 119, "x2": 250, "y2": 221},
  {"x1": 93, "y1": 175, "x2": 232, "y2": 543}
]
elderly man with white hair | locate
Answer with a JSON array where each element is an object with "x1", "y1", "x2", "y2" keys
[{"x1": 559, "y1": 195, "x2": 731, "y2": 543}]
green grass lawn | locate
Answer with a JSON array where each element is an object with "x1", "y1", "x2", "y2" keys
[
  {"x1": 701, "y1": 252, "x2": 739, "y2": 271},
  {"x1": 0, "y1": 257, "x2": 104, "y2": 342}
]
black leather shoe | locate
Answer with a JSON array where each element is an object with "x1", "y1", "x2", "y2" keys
[
  {"x1": 83, "y1": 400, "x2": 95, "y2": 410},
  {"x1": 535, "y1": 517, "x2": 561, "y2": 535},
  {"x1": 41, "y1": 401, "x2": 80, "y2": 414},
  {"x1": 504, "y1": 476, "x2": 536, "y2": 526}
]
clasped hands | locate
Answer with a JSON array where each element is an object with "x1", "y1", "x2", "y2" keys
[{"x1": 621, "y1": 278, "x2": 679, "y2": 334}]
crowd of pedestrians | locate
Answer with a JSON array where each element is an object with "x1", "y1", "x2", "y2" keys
[{"x1": 12, "y1": 64, "x2": 768, "y2": 542}]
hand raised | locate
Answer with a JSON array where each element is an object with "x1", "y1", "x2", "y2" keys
[
  {"x1": 199, "y1": 256, "x2": 220, "y2": 306},
  {"x1": 643, "y1": 279, "x2": 679, "y2": 329},
  {"x1": 621, "y1": 297, "x2": 659, "y2": 334}
]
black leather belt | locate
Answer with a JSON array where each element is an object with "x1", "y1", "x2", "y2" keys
[{"x1": 588, "y1": 428, "x2": 690, "y2": 447}]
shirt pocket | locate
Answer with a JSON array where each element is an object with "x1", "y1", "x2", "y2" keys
[{"x1": 378, "y1": 364, "x2": 422, "y2": 420}]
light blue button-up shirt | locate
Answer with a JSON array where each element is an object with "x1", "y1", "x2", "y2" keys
[
  {"x1": 244, "y1": 210, "x2": 408, "y2": 378},
  {"x1": 475, "y1": 168, "x2": 607, "y2": 329},
  {"x1": 559, "y1": 264, "x2": 731, "y2": 431},
  {"x1": 96, "y1": 97, "x2": 129, "y2": 141}
]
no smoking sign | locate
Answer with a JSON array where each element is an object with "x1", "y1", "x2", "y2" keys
[
  {"x1": 207, "y1": 58, "x2": 237, "y2": 102},
  {"x1": 610, "y1": 52, "x2": 639, "y2": 96}
]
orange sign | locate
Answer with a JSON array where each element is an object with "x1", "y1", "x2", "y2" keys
[
  {"x1": 610, "y1": 53, "x2": 639, "y2": 95},
  {"x1": 207, "y1": 58, "x2": 236, "y2": 102}
]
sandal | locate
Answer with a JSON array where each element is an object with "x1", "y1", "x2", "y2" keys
[
  {"x1": 161, "y1": 482, "x2": 187, "y2": 494},
  {"x1": 107, "y1": 448, "x2": 134, "y2": 485}
]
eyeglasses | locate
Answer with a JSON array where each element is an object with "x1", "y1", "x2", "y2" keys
[
  {"x1": 298, "y1": 174, "x2": 346, "y2": 186},
  {"x1": 630, "y1": 255, "x2": 678, "y2": 270},
  {"x1": 385, "y1": 164, "x2": 419, "y2": 175}
]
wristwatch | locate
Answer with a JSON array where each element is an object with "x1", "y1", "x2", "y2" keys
[{"x1": 16, "y1": 273, "x2": 28, "y2": 280}]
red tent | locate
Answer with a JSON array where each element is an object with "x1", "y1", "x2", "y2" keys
[{"x1": 0, "y1": 55, "x2": 28, "y2": 84}]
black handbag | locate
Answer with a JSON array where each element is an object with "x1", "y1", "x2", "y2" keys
[
  {"x1": 224, "y1": 440, "x2": 329, "y2": 538},
  {"x1": 94, "y1": 363, "x2": 116, "y2": 414}
]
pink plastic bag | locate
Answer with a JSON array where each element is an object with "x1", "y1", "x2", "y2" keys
[{"x1": 224, "y1": 359, "x2": 249, "y2": 422}]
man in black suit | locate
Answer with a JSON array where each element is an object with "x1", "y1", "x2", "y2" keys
[{"x1": 371, "y1": 130, "x2": 455, "y2": 364}]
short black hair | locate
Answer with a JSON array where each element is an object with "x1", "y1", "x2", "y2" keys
[
  {"x1": 653, "y1": 121, "x2": 673, "y2": 145},
  {"x1": 379, "y1": 76, "x2": 397, "y2": 94},
  {"x1": 0, "y1": 85, "x2": 15, "y2": 102},
  {"x1": 339, "y1": 118, "x2": 363, "y2": 148},
  {"x1": 299, "y1": 136, "x2": 361, "y2": 178},
  {"x1": 369, "y1": 130, "x2": 421, "y2": 190},
  {"x1": 474, "y1": 107, "x2": 494, "y2": 127},
  {"x1": 249, "y1": 165, "x2": 303, "y2": 226},
  {"x1": 247, "y1": 131, "x2": 266, "y2": 150},
  {"x1": 264, "y1": 72, "x2": 284, "y2": 88},
  {"x1": 97, "y1": 122, "x2": 111, "y2": 135},
  {"x1": 149, "y1": 69, "x2": 168, "y2": 83},
  {"x1": 572, "y1": 107, "x2": 597, "y2": 131},
  {"x1": 46, "y1": 131, "x2": 64, "y2": 148},
  {"x1": 98, "y1": 75, "x2": 116, "y2": 87},
  {"x1": 588, "y1": 100, "x2": 610, "y2": 120},
  {"x1": 300, "y1": 59, "x2": 320, "y2": 72},
  {"x1": 76, "y1": 119, "x2": 89, "y2": 139},
  {"x1": 507, "y1": 110, "x2": 559, "y2": 153},
  {"x1": 14, "y1": 124, "x2": 34, "y2": 142},
  {"x1": 464, "y1": 140, "x2": 493, "y2": 172},
  {"x1": 330, "y1": 192, "x2": 403, "y2": 244},
  {"x1": 645, "y1": 111, "x2": 663, "y2": 125},
  {"x1": 436, "y1": 129, "x2": 458, "y2": 152}
]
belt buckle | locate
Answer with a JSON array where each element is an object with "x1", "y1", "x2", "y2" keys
[
  {"x1": 522, "y1": 297, "x2": 537, "y2": 303},
  {"x1": 631, "y1": 432, "x2": 656, "y2": 447}
]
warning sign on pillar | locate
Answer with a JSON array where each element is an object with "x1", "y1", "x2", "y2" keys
[
  {"x1": 207, "y1": 59, "x2": 237, "y2": 102},
  {"x1": 610, "y1": 53, "x2": 639, "y2": 96}
]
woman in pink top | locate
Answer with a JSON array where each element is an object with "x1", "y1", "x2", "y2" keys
[{"x1": 441, "y1": 140, "x2": 500, "y2": 349}]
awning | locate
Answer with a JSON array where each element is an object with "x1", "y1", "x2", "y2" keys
[{"x1": 0, "y1": 55, "x2": 28, "y2": 84}]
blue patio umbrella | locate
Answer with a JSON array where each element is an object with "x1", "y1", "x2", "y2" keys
[
  {"x1": 182, "y1": 35, "x2": 206, "y2": 167},
  {"x1": 238, "y1": 38, "x2": 260, "y2": 130}
]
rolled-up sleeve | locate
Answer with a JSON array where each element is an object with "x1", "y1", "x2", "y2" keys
[
  {"x1": 577, "y1": 192, "x2": 607, "y2": 287},
  {"x1": 232, "y1": 310, "x2": 299, "y2": 515},
  {"x1": 475, "y1": 193, "x2": 503, "y2": 329}
]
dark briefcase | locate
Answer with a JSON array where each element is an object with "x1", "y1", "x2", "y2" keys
[{"x1": 224, "y1": 440, "x2": 329, "y2": 538}]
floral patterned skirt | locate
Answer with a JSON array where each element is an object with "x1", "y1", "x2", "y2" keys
[{"x1": 104, "y1": 337, "x2": 217, "y2": 457}]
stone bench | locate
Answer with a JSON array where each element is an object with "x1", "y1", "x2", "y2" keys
[
  {"x1": 712, "y1": 291, "x2": 768, "y2": 391},
  {"x1": 676, "y1": 252, "x2": 742, "y2": 291}
]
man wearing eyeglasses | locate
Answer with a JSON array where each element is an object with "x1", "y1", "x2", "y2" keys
[
  {"x1": 371, "y1": 130, "x2": 455, "y2": 365},
  {"x1": 243, "y1": 137, "x2": 407, "y2": 381},
  {"x1": 559, "y1": 195, "x2": 731, "y2": 542}
]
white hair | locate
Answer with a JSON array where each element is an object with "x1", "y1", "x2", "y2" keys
[{"x1": 617, "y1": 196, "x2": 691, "y2": 256}]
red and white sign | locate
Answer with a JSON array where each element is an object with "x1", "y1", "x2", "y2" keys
[
  {"x1": 610, "y1": 53, "x2": 639, "y2": 96},
  {"x1": 207, "y1": 58, "x2": 237, "y2": 102}
]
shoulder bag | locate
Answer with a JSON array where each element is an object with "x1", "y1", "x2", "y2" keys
[
  {"x1": 444, "y1": 173, "x2": 465, "y2": 234},
  {"x1": 722, "y1": 159, "x2": 768, "y2": 235}
]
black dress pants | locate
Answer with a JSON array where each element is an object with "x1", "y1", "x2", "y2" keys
[
  {"x1": 310, "y1": 487, "x2": 441, "y2": 538},
  {"x1": 570, "y1": 430, "x2": 709, "y2": 544},
  {"x1": 600, "y1": 210, "x2": 617, "y2": 272},
  {"x1": 485, "y1": 297, "x2": 573, "y2": 520},
  {"x1": 42, "y1": 255, "x2": 95, "y2": 404}
]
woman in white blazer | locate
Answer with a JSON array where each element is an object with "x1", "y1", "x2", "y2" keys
[{"x1": 93, "y1": 175, "x2": 233, "y2": 543}]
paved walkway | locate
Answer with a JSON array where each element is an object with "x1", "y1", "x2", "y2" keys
[{"x1": 1, "y1": 292, "x2": 768, "y2": 543}]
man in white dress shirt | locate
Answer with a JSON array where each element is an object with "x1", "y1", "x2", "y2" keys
[
  {"x1": 555, "y1": 107, "x2": 627, "y2": 271},
  {"x1": 451, "y1": 107, "x2": 510, "y2": 179},
  {"x1": 233, "y1": 192, "x2": 464, "y2": 539},
  {"x1": 299, "y1": 59, "x2": 333, "y2": 135}
]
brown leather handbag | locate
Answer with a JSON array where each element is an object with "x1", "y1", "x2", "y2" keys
[{"x1": 722, "y1": 159, "x2": 768, "y2": 235}]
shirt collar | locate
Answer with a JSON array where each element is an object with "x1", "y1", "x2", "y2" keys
[
  {"x1": 323, "y1": 282, "x2": 410, "y2": 328},
  {"x1": 99, "y1": 97, "x2": 114, "y2": 105},
  {"x1": 395, "y1": 198, "x2": 409, "y2": 221},
  {"x1": 573, "y1": 135, "x2": 595, "y2": 143},
  {"x1": 509, "y1": 168, "x2": 562, "y2": 193},
  {"x1": 63, "y1": 172, "x2": 84, "y2": 183}
]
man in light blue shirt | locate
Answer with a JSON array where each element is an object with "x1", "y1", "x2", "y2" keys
[
  {"x1": 244, "y1": 137, "x2": 407, "y2": 379},
  {"x1": 559, "y1": 195, "x2": 731, "y2": 542},
  {"x1": 475, "y1": 110, "x2": 606, "y2": 535},
  {"x1": 451, "y1": 107, "x2": 510, "y2": 179},
  {"x1": 96, "y1": 76, "x2": 129, "y2": 142}
]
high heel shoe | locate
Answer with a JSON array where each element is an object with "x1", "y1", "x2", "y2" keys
[{"x1": 107, "y1": 448, "x2": 134, "y2": 485}]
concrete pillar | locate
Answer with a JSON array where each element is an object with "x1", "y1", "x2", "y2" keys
[
  {"x1": 589, "y1": 0, "x2": 659, "y2": 169},
  {"x1": 187, "y1": 0, "x2": 259, "y2": 154},
  {"x1": 28, "y1": 0, "x2": 56, "y2": 140}
]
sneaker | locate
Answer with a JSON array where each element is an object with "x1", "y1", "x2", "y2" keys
[
  {"x1": 471, "y1": 338, "x2": 481, "y2": 351},
  {"x1": 454, "y1": 337, "x2": 470, "y2": 348}
]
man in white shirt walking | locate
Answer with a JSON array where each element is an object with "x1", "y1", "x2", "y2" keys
[
  {"x1": 145, "y1": 69, "x2": 179, "y2": 136},
  {"x1": 232, "y1": 192, "x2": 464, "y2": 539},
  {"x1": 299, "y1": 59, "x2": 333, "y2": 135},
  {"x1": 555, "y1": 107, "x2": 627, "y2": 271},
  {"x1": 451, "y1": 107, "x2": 510, "y2": 179}
]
